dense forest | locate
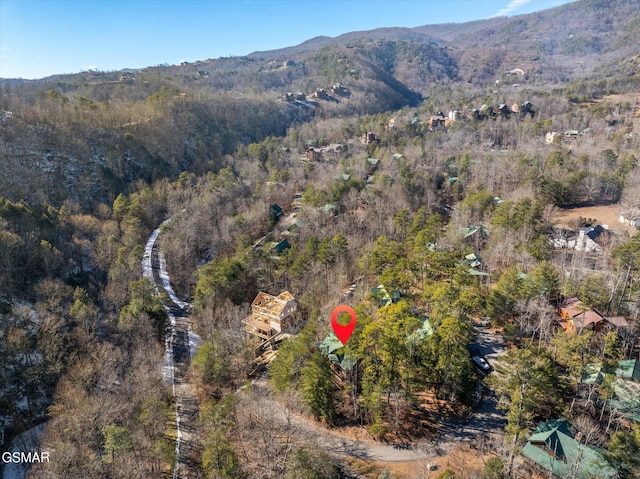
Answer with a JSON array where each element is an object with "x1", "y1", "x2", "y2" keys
[{"x1": 2, "y1": 0, "x2": 640, "y2": 478}]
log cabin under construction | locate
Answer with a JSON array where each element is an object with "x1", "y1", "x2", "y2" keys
[{"x1": 243, "y1": 291, "x2": 297, "y2": 340}]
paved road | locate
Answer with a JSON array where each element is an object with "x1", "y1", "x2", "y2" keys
[
  {"x1": 246, "y1": 379, "x2": 505, "y2": 464},
  {"x1": 469, "y1": 325, "x2": 508, "y2": 361},
  {"x1": 144, "y1": 223, "x2": 202, "y2": 479},
  {"x1": 460, "y1": 325, "x2": 508, "y2": 439}
]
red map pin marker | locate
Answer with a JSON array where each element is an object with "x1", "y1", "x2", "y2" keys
[{"x1": 331, "y1": 305, "x2": 357, "y2": 345}]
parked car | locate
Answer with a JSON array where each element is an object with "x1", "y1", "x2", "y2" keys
[{"x1": 472, "y1": 355, "x2": 491, "y2": 374}]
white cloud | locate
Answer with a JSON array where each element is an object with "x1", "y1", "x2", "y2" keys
[{"x1": 491, "y1": 0, "x2": 533, "y2": 17}]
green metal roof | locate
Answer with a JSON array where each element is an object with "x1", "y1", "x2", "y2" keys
[
  {"x1": 464, "y1": 253, "x2": 482, "y2": 268},
  {"x1": 267, "y1": 239, "x2": 291, "y2": 254},
  {"x1": 463, "y1": 225, "x2": 490, "y2": 239},
  {"x1": 319, "y1": 332, "x2": 344, "y2": 356},
  {"x1": 528, "y1": 418, "x2": 572, "y2": 442},
  {"x1": 581, "y1": 362, "x2": 603, "y2": 385},
  {"x1": 522, "y1": 419, "x2": 616, "y2": 479},
  {"x1": 617, "y1": 359, "x2": 640, "y2": 381},
  {"x1": 460, "y1": 252, "x2": 489, "y2": 276},
  {"x1": 407, "y1": 318, "x2": 434, "y2": 344},
  {"x1": 611, "y1": 379, "x2": 640, "y2": 422},
  {"x1": 322, "y1": 204, "x2": 338, "y2": 215},
  {"x1": 371, "y1": 284, "x2": 400, "y2": 307},
  {"x1": 582, "y1": 359, "x2": 640, "y2": 384},
  {"x1": 582, "y1": 360, "x2": 640, "y2": 423},
  {"x1": 468, "y1": 269, "x2": 490, "y2": 276},
  {"x1": 319, "y1": 332, "x2": 357, "y2": 371}
]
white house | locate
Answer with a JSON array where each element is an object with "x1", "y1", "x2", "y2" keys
[
  {"x1": 620, "y1": 214, "x2": 640, "y2": 227},
  {"x1": 552, "y1": 225, "x2": 608, "y2": 252}
]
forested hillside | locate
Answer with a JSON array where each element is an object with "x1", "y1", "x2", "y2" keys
[{"x1": 2, "y1": 0, "x2": 640, "y2": 478}]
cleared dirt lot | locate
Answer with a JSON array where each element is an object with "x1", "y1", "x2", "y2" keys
[
  {"x1": 596, "y1": 93, "x2": 640, "y2": 117},
  {"x1": 552, "y1": 203, "x2": 638, "y2": 235},
  {"x1": 370, "y1": 444, "x2": 489, "y2": 479}
]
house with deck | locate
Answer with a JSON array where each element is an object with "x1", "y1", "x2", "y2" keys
[
  {"x1": 243, "y1": 291, "x2": 297, "y2": 341},
  {"x1": 429, "y1": 115, "x2": 446, "y2": 131},
  {"x1": 521, "y1": 419, "x2": 616, "y2": 479},
  {"x1": 620, "y1": 213, "x2": 640, "y2": 227},
  {"x1": 331, "y1": 83, "x2": 349, "y2": 96},
  {"x1": 557, "y1": 297, "x2": 628, "y2": 333},
  {"x1": 361, "y1": 131, "x2": 380, "y2": 145},
  {"x1": 551, "y1": 225, "x2": 609, "y2": 252},
  {"x1": 306, "y1": 147, "x2": 323, "y2": 161}
]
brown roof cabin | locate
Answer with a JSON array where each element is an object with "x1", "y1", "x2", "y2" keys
[
  {"x1": 313, "y1": 88, "x2": 329, "y2": 100},
  {"x1": 306, "y1": 147, "x2": 323, "y2": 161},
  {"x1": 360, "y1": 131, "x2": 380, "y2": 145},
  {"x1": 429, "y1": 115, "x2": 446, "y2": 131},
  {"x1": 323, "y1": 143, "x2": 345, "y2": 160},
  {"x1": 331, "y1": 83, "x2": 349, "y2": 96},
  {"x1": 557, "y1": 297, "x2": 628, "y2": 334},
  {"x1": 497, "y1": 104, "x2": 512, "y2": 117},
  {"x1": 243, "y1": 291, "x2": 298, "y2": 341},
  {"x1": 510, "y1": 101, "x2": 535, "y2": 117}
]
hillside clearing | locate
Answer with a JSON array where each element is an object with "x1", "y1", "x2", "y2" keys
[{"x1": 552, "y1": 203, "x2": 638, "y2": 235}]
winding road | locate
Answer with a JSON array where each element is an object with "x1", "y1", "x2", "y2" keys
[
  {"x1": 144, "y1": 221, "x2": 508, "y2": 473},
  {"x1": 143, "y1": 221, "x2": 201, "y2": 479},
  {"x1": 245, "y1": 379, "x2": 505, "y2": 464}
]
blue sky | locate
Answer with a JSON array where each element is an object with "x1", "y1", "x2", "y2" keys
[{"x1": 1, "y1": 0, "x2": 575, "y2": 79}]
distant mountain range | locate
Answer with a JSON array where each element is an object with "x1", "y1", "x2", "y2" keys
[
  {"x1": 247, "y1": 0, "x2": 640, "y2": 85},
  {"x1": 1, "y1": 0, "x2": 639, "y2": 208},
  {"x1": 4, "y1": 0, "x2": 639, "y2": 89}
]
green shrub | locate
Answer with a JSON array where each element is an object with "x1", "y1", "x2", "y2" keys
[
  {"x1": 483, "y1": 456, "x2": 504, "y2": 479},
  {"x1": 436, "y1": 468, "x2": 456, "y2": 479}
]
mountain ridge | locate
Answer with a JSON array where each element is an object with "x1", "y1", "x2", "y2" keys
[
  {"x1": 2, "y1": 0, "x2": 639, "y2": 88},
  {"x1": 1, "y1": 0, "x2": 639, "y2": 209}
]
